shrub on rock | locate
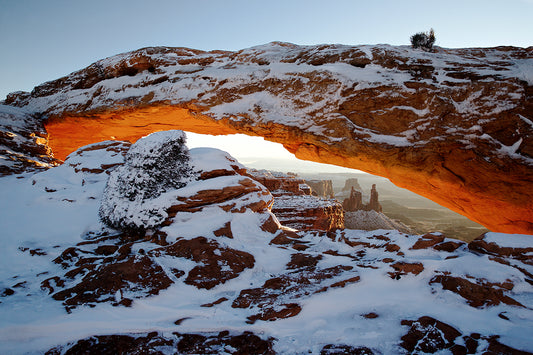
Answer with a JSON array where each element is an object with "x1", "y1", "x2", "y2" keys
[
  {"x1": 410, "y1": 28, "x2": 435, "y2": 52},
  {"x1": 99, "y1": 130, "x2": 195, "y2": 231}
]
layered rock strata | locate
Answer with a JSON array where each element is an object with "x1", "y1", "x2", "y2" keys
[
  {"x1": 304, "y1": 179, "x2": 334, "y2": 198},
  {"x1": 3, "y1": 43, "x2": 533, "y2": 234},
  {"x1": 248, "y1": 169, "x2": 344, "y2": 231},
  {"x1": 0, "y1": 105, "x2": 59, "y2": 175},
  {"x1": 1, "y1": 137, "x2": 532, "y2": 353}
]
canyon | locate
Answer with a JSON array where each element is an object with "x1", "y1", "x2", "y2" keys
[{"x1": 2, "y1": 42, "x2": 532, "y2": 234}]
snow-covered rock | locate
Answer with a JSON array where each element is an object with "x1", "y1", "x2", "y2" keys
[
  {"x1": 0, "y1": 104, "x2": 59, "y2": 175},
  {"x1": 1, "y1": 137, "x2": 532, "y2": 354},
  {"x1": 345, "y1": 210, "x2": 412, "y2": 233},
  {"x1": 3, "y1": 43, "x2": 533, "y2": 234},
  {"x1": 99, "y1": 130, "x2": 195, "y2": 231},
  {"x1": 247, "y1": 169, "x2": 344, "y2": 231}
]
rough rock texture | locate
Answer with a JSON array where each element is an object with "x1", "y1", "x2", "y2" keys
[
  {"x1": 429, "y1": 273, "x2": 524, "y2": 308},
  {"x1": 46, "y1": 331, "x2": 275, "y2": 355},
  {"x1": 247, "y1": 169, "x2": 344, "y2": 231},
  {"x1": 400, "y1": 316, "x2": 533, "y2": 354},
  {"x1": 3, "y1": 130, "x2": 533, "y2": 353},
  {"x1": 343, "y1": 187, "x2": 363, "y2": 211},
  {"x1": 411, "y1": 232, "x2": 464, "y2": 252},
  {"x1": 247, "y1": 169, "x2": 306, "y2": 195},
  {"x1": 367, "y1": 184, "x2": 381, "y2": 212},
  {"x1": 271, "y1": 194, "x2": 344, "y2": 231},
  {"x1": 27, "y1": 141, "x2": 266, "y2": 311},
  {"x1": 2, "y1": 138, "x2": 533, "y2": 353},
  {"x1": 3, "y1": 43, "x2": 533, "y2": 233},
  {"x1": 0, "y1": 105, "x2": 59, "y2": 175},
  {"x1": 343, "y1": 184, "x2": 382, "y2": 212},
  {"x1": 469, "y1": 232, "x2": 533, "y2": 261},
  {"x1": 99, "y1": 130, "x2": 195, "y2": 231},
  {"x1": 305, "y1": 179, "x2": 334, "y2": 197}
]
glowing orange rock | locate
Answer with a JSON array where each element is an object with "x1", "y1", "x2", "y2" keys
[{"x1": 4, "y1": 43, "x2": 533, "y2": 234}]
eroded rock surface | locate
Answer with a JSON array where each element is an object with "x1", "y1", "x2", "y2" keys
[
  {"x1": 400, "y1": 316, "x2": 533, "y2": 354},
  {"x1": 0, "y1": 105, "x2": 59, "y2": 175},
  {"x1": 248, "y1": 169, "x2": 344, "y2": 231},
  {"x1": 3, "y1": 43, "x2": 533, "y2": 233},
  {"x1": 46, "y1": 331, "x2": 275, "y2": 355},
  {"x1": 1, "y1": 134, "x2": 533, "y2": 354}
]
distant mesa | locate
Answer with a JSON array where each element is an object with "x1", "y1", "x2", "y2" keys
[
  {"x1": 2, "y1": 42, "x2": 533, "y2": 234},
  {"x1": 342, "y1": 178, "x2": 362, "y2": 193}
]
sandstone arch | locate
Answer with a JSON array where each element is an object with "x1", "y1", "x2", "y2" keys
[{"x1": 4, "y1": 42, "x2": 533, "y2": 234}]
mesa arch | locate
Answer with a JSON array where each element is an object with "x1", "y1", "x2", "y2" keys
[{"x1": 4, "y1": 42, "x2": 533, "y2": 234}]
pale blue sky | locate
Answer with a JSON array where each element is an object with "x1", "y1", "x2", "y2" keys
[{"x1": 1, "y1": 0, "x2": 532, "y2": 99}]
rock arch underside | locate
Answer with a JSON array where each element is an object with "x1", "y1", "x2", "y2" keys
[{"x1": 3, "y1": 42, "x2": 533, "y2": 234}]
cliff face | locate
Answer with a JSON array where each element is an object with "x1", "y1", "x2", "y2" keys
[
  {"x1": 247, "y1": 169, "x2": 344, "y2": 231},
  {"x1": 3, "y1": 42, "x2": 533, "y2": 234},
  {"x1": 305, "y1": 179, "x2": 334, "y2": 198},
  {"x1": 0, "y1": 105, "x2": 59, "y2": 175}
]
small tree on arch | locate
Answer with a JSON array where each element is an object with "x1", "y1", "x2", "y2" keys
[{"x1": 410, "y1": 28, "x2": 436, "y2": 52}]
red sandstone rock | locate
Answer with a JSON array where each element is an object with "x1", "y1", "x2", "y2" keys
[
  {"x1": 46, "y1": 331, "x2": 275, "y2": 355},
  {"x1": 305, "y1": 179, "x2": 334, "y2": 198},
  {"x1": 468, "y1": 232, "x2": 533, "y2": 261},
  {"x1": 400, "y1": 316, "x2": 533, "y2": 355},
  {"x1": 411, "y1": 233, "x2": 446, "y2": 249},
  {"x1": 400, "y1": 316, "x2": 462, "y2": 354},
  {"x1": 272, "y1": 195, "x2": 344, "y2": 231},
  {"x1": 342, "y1": 184, "x2": 382, "y2": 213},
  {"x1": 343, "y1": 187, "x2": 363, "y2": 211},
  {"x1": 366, "y1": 184, "x2": 382, "y2": 212},
  {"x1": 389, "y1": 262, "x2": 424, "y2": 279},
  {"x1": 164, "y1": 177, "x2": 273, "y2": 221},
  {"x1": 248, "y1": 169, "x2": 344, "y2": 231},
  {"x1": 4, "y1": 44, "x2": 533, "y2": 233},
  {"x1": 429, "y1": 274, "x2": 524, "y2": 308},
  {"x1": 151, "y1": 236, "x2": 255, "y2": 290},
  {"x1": 232, "y1": 264, "x2": 354, "y2": 322},
  {"x1": 0, "y1": 105, "x2": 60, "y2": 175}
]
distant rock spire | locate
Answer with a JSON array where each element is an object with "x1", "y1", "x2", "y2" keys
[
  {"x1": 343, "y1": 186, "x2": 363, "y2": 212},
  {"x1": 367, "y1": 184, "x2": 382, "y2": 212},
  {"x1": 342, "y1": 184, "x2": 382, "y2": 212}
]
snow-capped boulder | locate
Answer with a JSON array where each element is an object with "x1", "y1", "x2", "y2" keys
[{"x1": 99, "y1": 130, "x2": 196, "y2": 231}]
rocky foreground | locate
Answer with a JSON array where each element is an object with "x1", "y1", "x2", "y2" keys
[
  {"x1": 0, "y1": 131, "x2": 532, "y2": 354},
  {"x1": 2, "y1": 42, "x2": 533, "y2": 234}
]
